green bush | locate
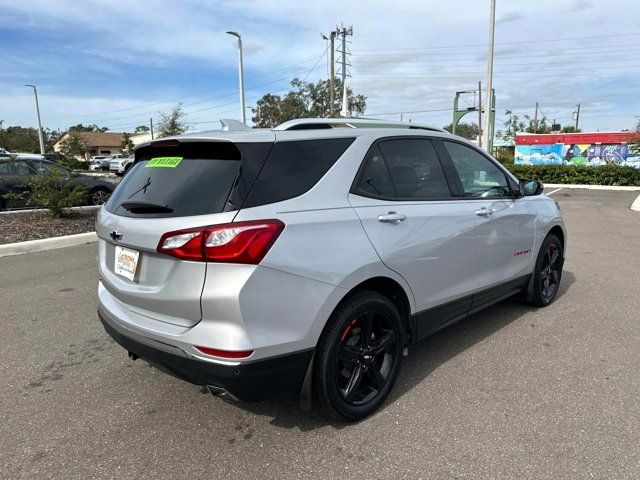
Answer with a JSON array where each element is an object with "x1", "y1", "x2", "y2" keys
[
  {"x1": 3, "y1": 165, "x2": 86, "y2": 217},
  {"x1": 505, "y1": 164, "x2": 640, "y2": 186}
]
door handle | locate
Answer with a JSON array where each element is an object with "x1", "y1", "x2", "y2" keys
[
  {"x1": 378, "y1": 212, "x2": 407, "y2": 224},
  {"x1": 475, "y1": 207, "x2": 494, "y2": 217}
]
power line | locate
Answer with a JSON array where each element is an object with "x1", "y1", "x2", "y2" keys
[
  {"x1": 47, "y1": 54, "x2": 325, "y2": 124},
  {"x1": 302, "y1": 46, "x2": 329, "y2": 81},
  {"x1": 363, "y1": 108, "x2": 453, "y2": 116},
  {"x1": 352, "y1": 45, "x2": 640, "y2": 61},
  {"x1": 354, "y1": 65, "x2": 640, "y2": 77},
  {"x1": 352, "y1": 32, "x2": 640, "y2": 52},
  {"x1": 351, "y1": 46, "x2": 640, "y2": 65},
  {"x1": 355, "y1": 0, "x2": 636, "y2": 39},
  {"x1": 105, "y1": 61, "x2": 328, "y2": 130}
]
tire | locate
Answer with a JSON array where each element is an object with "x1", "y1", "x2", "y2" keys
[
  {"x1": 530, "y1": 234, "x2": 563, "y2": 307},
  {"x1": 313, "y1": 291, "x2": 404, "y2": 421},
  {"x1": 88, "y1": 187, "x2": 111, "y2": 206}
]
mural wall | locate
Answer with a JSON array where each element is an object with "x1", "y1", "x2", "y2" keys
[{"x1": 514, "y1": 133, "x2": 640, "y2": 168}]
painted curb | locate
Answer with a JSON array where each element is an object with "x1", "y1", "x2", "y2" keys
[
  {"x1": 0, "y1": 232, "x2": 97, "y2": 258},
  {"x1": 544, "y1": 184, "x2": 640, "y2": 191},
  {"x1": 631, "y1": 194, "x2": 640, "y2": 213}
]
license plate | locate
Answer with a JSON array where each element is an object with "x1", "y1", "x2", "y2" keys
[{"x1": 114, "y1": 245, "x2": 140, "y2": 281}]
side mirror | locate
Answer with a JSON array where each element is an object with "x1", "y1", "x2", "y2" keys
[{"x1": 519, "y1": 179, "x2": 544, "y2": 196}]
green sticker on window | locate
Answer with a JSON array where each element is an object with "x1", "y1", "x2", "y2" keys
[{"x1": 146, "y1": 156, "x2": 183, "y2": 168}]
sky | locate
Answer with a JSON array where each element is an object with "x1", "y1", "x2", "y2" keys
[{"x1": 1, "y1": 0, "x2": 639, "y2": 134}]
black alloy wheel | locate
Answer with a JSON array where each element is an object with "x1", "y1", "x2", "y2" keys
[
  {"x1": 531, "y1": 233, "x2": 563, "y2": 306},
  {"x1": 337, "y1": 311, "x2": 397, "y2": 405},
  {"x1": 314, "y1": 291, "x2": 404, "y2": 421},
  {"x1": 540, "y1": 243, "x2": 561, "y2": 300}
]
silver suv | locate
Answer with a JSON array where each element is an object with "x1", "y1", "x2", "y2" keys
[{"x1": 97, "y1": 118, "x2": 566, "y2": 421}]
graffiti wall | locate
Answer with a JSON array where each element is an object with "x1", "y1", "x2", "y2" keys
[{"x1": 514, "y1": 133, "x2": 640, "y2": 168}]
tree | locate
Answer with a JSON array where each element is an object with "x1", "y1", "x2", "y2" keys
[
  {"x1": 496, "y1": 110, "x2": 554, "y2": 141},
  {"x1": 121, "y1": 133, "x2": 135, "y2": 156},
  {"x1": 68, "y1": 124, "x2": 109, "y2": 133},
  {"x1": 58, "y1": 132, "x2": 88, "y2": 165},
  {"x1": 560, "y1": 126, "x2": 581, "y2": 133},
  {"x1": 632, "y1": 119, "x2": 640, "y2": 149},
  {"x1": 134, "y1": 125, "x2": 150, "y2": 135},
  {"x1": 0, "y1": 121, "x2": 61, "y2": 153},
  {"x1": 252, "y1": 77, "x2": 367, "y2": 128},
  {"x1": 156, "y1": 104, "x2": 189, "y2": 137},
  {"x1": 443, "y1": 122, "x2": 479, "y2": 140}
]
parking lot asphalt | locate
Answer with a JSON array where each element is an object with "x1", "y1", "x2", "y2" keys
[{"x1": 1, "y1": 189, "x2": 639, "y2": 479}]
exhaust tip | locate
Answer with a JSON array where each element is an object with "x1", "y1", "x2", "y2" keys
[{"x1": 207, "y1": 385, "x2": 239, "y2": 402}]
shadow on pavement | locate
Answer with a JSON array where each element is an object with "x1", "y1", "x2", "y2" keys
[{"x1": 194, "y1": 270, "x2": 576, "y2": 431}]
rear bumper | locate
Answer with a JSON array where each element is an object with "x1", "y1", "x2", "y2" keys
[{"x1": 98, "y1": 309, "x2": 313, "y2": 401}]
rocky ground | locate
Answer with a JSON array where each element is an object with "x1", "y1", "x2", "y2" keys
[{"x1": 0, "y1": 208, "x2": 97, "y2": 244}]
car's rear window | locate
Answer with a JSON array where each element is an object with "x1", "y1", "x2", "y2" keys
[
  {"x1": 242, "y1": 137, "x2": 355, "y2": 208},
  {"x1": 105, "y1": 142, "x2": 242, "y2": 218}
]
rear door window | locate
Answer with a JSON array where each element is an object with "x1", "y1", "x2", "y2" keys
[
  {"x1": 242, "y1": 138, "x2": 355, "y2": 208},
  {"x1": 352, "y1": 138, "x2": 452, "y2": 200},
  {"x1": 380, "y1": 139, "x2": 452, "y2": 199},
  {"x1": 105, "y1": 142, "x2": 242, "y2": 218}
]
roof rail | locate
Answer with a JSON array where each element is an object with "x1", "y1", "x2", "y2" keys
[{"x1": 273, "y1": 117, "x2": 447, "y2": 133}]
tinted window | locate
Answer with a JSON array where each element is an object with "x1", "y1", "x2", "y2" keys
[
  {"x1": 32, "y1": 161, "x2": 69, "y2": 174},
  {"x1": 243, "y1": 138, "x2": 355, "y2": 208},
  {"x1": 443, "y1": 141, "x2": 511, "y2": 198},
  {"x1": 105, "y1": 142, "x2": 242, "y2": 218},
  {"x1": 353, "y1": 139, "x2": 451, "y2": 199},
  {"x1": 11, "y1": 162, "x2": 33, "y2": 175},
  {"x1": 353, "y1": 145, "x2": 395, "y2": 197},
  {"x1": 379, "y1": 139, "x2": 451, "y2": 199},
  {"x1": 0, "y1": 160, "x2": 9, "y2": 175}
]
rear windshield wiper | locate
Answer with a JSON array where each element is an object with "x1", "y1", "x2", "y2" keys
[{"x1": 119, "y1": 200, "x2": 173, "y2": 214}]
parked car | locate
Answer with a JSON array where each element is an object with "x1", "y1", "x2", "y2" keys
[
  {"x1": 89, "y1": 155, "x2": 112, "y2": 171},
  {"x1": 109, "y1": 155, "x2": 134, "y2": 176},
  {"x1": 0, "y1": 156, "x2": 115, "y2": 209},
  {"x1": 96, "y1": 118, "x2": 566, "y2": 421}
]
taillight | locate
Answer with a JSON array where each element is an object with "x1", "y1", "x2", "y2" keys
[
  {"x1": 194, "y1": 346, "x2": 254, "y2": 359},
  {"x1": 156, "y1": 219, "x2": 284, "y2": 264}
]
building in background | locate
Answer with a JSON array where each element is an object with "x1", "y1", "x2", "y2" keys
[
  {"x1": 515, "y1": 132, "x2": 640, "y2": 168},
  {"x1": 53, "y1": 131, "x2": 125, "y2": 162}
]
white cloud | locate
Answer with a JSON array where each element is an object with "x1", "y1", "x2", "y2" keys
[{"x1": 1, "y1": 0, "x2": 639, "y2": 131}]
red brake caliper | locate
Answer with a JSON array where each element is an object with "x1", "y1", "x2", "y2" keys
[{"x1": 340, "y1": 319, "x2": 358, "y2": 343}]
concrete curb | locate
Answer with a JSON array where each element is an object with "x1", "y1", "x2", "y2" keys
[
  {"x1": 0, "y1": 205, "x2": 100, "y2": 215},
  {"x1": 631, "y1": 194, "x2": 640, "y2": 213},
  {"x1": 544, "y1": 183, "x2": 640, "y2": 191},
  {"x1": 0, "y1": 232, "x2": 97, "y2": 258}
]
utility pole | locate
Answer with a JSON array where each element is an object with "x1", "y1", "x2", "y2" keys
[
  {"x1": 329, "y1": 31, "x2": 336, "y2": 116},
  {"x1": 336, "y1": 24, "x2": 353, "y2": 117},
  {"x1": 574, "y1": 103, "x2": 580, "y2": 131},
  {"x1": 24, "y1": 84, "x2": 45, "y2": 154},
  {"x1": 226, "y1": 31, "x2": 246, "y2": 124},
  {"x1": 477, "y1": 81, "x2": 482, "y2": 148},
  {"x1": 483, "y1": 0, "x2": 496, "y2": 153},
  {"x1": 150, "y1": 117, "x2": 154, "y2": 140},
  {"x1": 533, "y1": 102, "x2": 539, "y2": 134}
]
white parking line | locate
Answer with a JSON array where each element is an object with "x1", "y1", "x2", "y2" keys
[{"x1": 546, "y1": 188, "x2": 563, "y2": 196}]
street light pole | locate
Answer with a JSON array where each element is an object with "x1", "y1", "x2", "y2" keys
[
  {"x1": 483, "y1": 0, "x2": 496, "y2": 153},
  {"x1": 25, "y1": 84, "x2": 45, "y2": 154},
  {"x1": 226, "y1": 31, "x2": 246, "y2": 124}
]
